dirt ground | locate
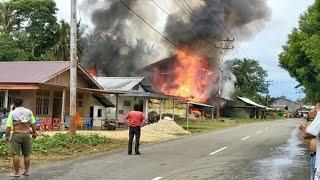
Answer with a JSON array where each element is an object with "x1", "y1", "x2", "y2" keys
[{"x1": 44, "y1": 120, "x2": 191, "y2": 142}]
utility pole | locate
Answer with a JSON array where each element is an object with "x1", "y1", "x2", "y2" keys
[
  {"x1": 70, "y1": 0, "x2": 77, "y2": 135},
  {"x1": 265, "y1": 80, "x2": 273, "y2": 107},
  {"x1": 214, "y1": 38, "x2": 234, "y2": 120}
]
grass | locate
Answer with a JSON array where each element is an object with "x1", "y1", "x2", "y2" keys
[
  {"x1": 175, "y1": 118, "x2": 271, "y2": 134},
  {"x1": 0, "y1": 133, "x2": 127, "y2": 173}
]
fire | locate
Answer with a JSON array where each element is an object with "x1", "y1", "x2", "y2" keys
[
  {"x1": 87, "y1": 62, "x2": 97, "y2": 78},
  {"x1": 152, "y1": 48, "x2": 214, "y2": 103}
]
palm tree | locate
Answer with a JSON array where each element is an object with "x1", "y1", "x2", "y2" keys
[{"x1": 0, "y1": 3, "x2": 16, "y2": 33}]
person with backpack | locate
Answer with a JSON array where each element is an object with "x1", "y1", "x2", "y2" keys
[
  {"x1": 125, "y1": 104, "x2": 146, "y2": 155},
  {"x1": 5, "y1": 98, "x2": 37, "y2": 177}
]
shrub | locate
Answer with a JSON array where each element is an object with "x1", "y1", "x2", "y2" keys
[{"x1": 0, "y1": 133, "x2": 111, "y2": 158}]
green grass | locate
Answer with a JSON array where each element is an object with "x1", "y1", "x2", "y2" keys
[
  {"x1": 0, "y1": 133, "x2": 127, "y2": 173},
  {"x1": 175, "y1": 118, "x2": 270, "y2": 134}
]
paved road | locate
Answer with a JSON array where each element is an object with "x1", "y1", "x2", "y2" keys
[{"x1": 1, "y1": 119, "x2": 310, "y2": 180}]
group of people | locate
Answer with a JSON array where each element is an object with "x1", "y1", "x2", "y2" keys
[
  {"x1": 0, "y1": 100, "x2": 145, "y2": 177},
  {"x1": 300, "y1": 102, "x2": 320, "y2": 180}
]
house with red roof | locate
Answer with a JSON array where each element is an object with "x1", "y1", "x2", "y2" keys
[{"x1": 0, "y1": 61, "x2": 118, "y2": 130}]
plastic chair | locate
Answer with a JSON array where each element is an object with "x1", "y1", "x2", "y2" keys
[
  {"x1": 52, "y1": 118, "x2": 61, "y2": 131},
  {"x1": 35, "y1": 118, "x2": 41, "y2": 131},
  {"x1": 84, "y1": 117, "x2": 93, "y2": 130}
]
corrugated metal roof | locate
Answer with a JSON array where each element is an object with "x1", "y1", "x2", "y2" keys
[
  {"x1": 237, "y1": 97, "x2": 267, "y2": 109},
  {"x1": 96, "y1": 77, "x2": 144, "y2": 91},
  {"x1": 0, "y1": 61, "x2": 70, "y2": 83},
  {"x1": 124, "y1": 91, "x2": 180, "y2": 100}
]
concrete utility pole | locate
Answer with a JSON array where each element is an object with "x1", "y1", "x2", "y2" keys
[
  {"x1": 214, "y1": 38, "x2": 234, "y2": 120},
  {"x1": 265, "y1": 80, "x2": 273, "y2": 107},
  {"x1": 70, "y1": 0, "x2": 77, "y2": 135}
]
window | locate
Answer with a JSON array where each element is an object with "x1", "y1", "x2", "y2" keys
[
  {"x1": 43, "y1": 99, "x2": 49, "y2": 115},
  {"x1": 36, "y1": 90, "x2": 50, "y2": 115},
  {"x1": 36, "y1": 98, "x2": 42, "y2": 115},
  {"x1": 78, "y1": 93, "x2": 84, "y2": 108},
  {"x1": 97, "y1": 109, "x2": 102, "y2": 118},
  {"x1": 124, "y1": 101, "x2": 131, "y2": 107}
]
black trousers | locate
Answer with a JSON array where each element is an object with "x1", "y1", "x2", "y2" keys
[{"x1": 128, "y1": 126, "x2": 141, "y2": 154}]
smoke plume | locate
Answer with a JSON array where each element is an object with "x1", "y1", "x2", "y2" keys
[
  {"x1": 81, "y1": 0, "x2": 270, "y2": 76},
  {"x1": 80, "y1": 0, "x2": 270, "y2": 102}
]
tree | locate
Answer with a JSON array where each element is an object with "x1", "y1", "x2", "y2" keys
[
  {"x1": 44, "y1": 21, "x2": 86, "y2": 61},
  {"x1": 4, "y1": 0, "x2": 60, "y2": 59},
  {"x1": 230, "y1": 58, "x2": 269, "y2": 104},
  {"x1": 0, "y1": 2, "x2": 16, "y2": 33},
  {"x1": 279, "y1": 0, "x2": 320, "y2": 103},
  {"x1": 0, "y1": 34, "x2": 30, "y2": 61}
]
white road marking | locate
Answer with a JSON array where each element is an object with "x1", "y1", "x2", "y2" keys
[
  {"x1": 241, "y1": 136, "x2": 251, "y2": 141},
  {"x1": 152, "y1": 177, "x2": 163, "y2": 180},
  {"x1": 265, "y1": 127, "x2": 269, "y2": 130},
  {"x1": 256, "y1": 131, "x2": 262, "y2": 134},
  {"x1": 210, "y1": 147, "x2": 228, "y2": 155}
]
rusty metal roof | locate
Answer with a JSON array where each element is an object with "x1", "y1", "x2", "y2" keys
[{"x1": 0, "y1": 61, "x2": 70, "y2": 83}]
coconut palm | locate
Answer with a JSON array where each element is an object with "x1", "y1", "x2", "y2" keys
[{"x1": 0, "y1": 3, "x2": 16, "y2": 33}]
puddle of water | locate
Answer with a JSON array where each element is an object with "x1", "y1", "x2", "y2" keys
[{"x1": 255, "y1": 128, "x2": 309, "y2": 180}]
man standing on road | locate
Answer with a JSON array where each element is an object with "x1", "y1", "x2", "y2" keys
[
  {"x1": 5, "y1": 98, "x2": 37, "y2": 177},
  {"x1": 125, "y1": 104, "x2": 146, "y2": 155},
  {"x1": 300, "y1": 102, "x2": 320, "y2": 180}
]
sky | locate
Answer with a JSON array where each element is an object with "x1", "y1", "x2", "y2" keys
[{"x1": 54, "y1": 0, "x2": 314, "y2": 101}]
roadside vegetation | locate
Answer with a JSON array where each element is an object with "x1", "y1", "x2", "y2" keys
[
  {"x1": 0, "y1": 133, "x2": 126, "y2": 173},
  {"x1": 176, "y1": 118, "x2": 272, "y2": 134}
]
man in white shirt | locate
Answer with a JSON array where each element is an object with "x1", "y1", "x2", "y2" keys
[{"x1": 300, "y1": 103, "x2": 320, "y2": 180}]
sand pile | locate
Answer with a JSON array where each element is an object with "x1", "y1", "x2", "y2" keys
[
  {"x1": 44, "y1": 119, "x2": 190, "y2": 142},
  {"x1": 142, "y1": 120, "x2": 191, "y2": 135}
]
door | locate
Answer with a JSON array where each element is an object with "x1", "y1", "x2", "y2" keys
[
  {"x1": 52, "y1": 98, "x2": 62, "y2": 118},
  {"x1": 90, "y1": 106, "x2": 94, "y2": 118}
]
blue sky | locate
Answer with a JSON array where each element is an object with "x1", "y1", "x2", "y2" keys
[{"x1": 55, "y1": 0, "x2": 314, "y2": 101}]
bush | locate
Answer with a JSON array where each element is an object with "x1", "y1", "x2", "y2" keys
[{"x1": 0, "y1": 133, "x2": 111, "y2": 158}]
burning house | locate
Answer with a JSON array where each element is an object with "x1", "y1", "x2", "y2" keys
[{"x1": 80, "y1": 0, "x2": 271, "y2": 118}]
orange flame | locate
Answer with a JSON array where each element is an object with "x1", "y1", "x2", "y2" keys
[{"x1": 152, "y1": 48, "x2": 214, "y2": 103}]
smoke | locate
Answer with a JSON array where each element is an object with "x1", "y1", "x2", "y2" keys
[
  {"x1": 80, "y1": 0, "x2": 270, "y2": 101},
  {"x1": 80, "y1": 0, "x2": 163, "y2": 76},
  {"x1": 164, "y1": 0, "x2": 271, "y2": 56}
]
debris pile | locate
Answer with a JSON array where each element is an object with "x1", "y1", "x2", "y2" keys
[{"x1": 142, "y1": 119, "x2": 191, "y2": 136}]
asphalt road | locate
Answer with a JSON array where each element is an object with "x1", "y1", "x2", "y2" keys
[{"x1": 1, "y1": 119, "x2": 310, "y2": 180}]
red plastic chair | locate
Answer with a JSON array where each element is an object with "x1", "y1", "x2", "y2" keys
[
  {"x1": 40, "y1": 118, "x2": 53, "y2": 131},
  {"x1": 52, "y1": 118, "x2": 61, "y2": 131}
]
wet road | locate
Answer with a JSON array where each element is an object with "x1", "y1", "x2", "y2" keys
[{"x1": 1, "y1": 119, "x2": 310, "y2": 180}]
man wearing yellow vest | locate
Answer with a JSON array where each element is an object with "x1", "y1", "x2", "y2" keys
[{"x1": 5, "y1": 98, "x2": 37, "y2": 177}]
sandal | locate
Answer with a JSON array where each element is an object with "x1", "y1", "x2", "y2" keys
[
  {"x1": 9, "y1": 174, "x2": 20, "y2": 177},
  {"x1": 22, "y1": 172, "x2": 29, "y2": 176}
]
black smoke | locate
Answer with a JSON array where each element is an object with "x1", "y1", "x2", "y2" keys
[{"x1": 80, "y1": 0, "x2": 271, "y2": 76}]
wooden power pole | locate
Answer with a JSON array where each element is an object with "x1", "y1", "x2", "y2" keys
[
  {"x1": 214, "y1": 38, "x2": 234, "y2": 120},
  {"x1": 70, "y1": 0, "x2": 77, "y2": 135}
]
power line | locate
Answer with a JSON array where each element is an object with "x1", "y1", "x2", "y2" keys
[
  {"x1": 118, "y1": 0, "x2": 204, "y2": 61},
  {"x1": 150, "y1": 0, "x2": 198, "y2": 36},
  {"x1": 171, "y1": 0, "x2": 209, "y2": 34},
  {"x1": 118, "y1": 0, "x2": 179, "y2": 49},
  {"x1": 196, "y1": 1, "x2": 247, "y2": 59},
  {"x1": 174, "y1": 0, "x2": 242, "y2": 62}
]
